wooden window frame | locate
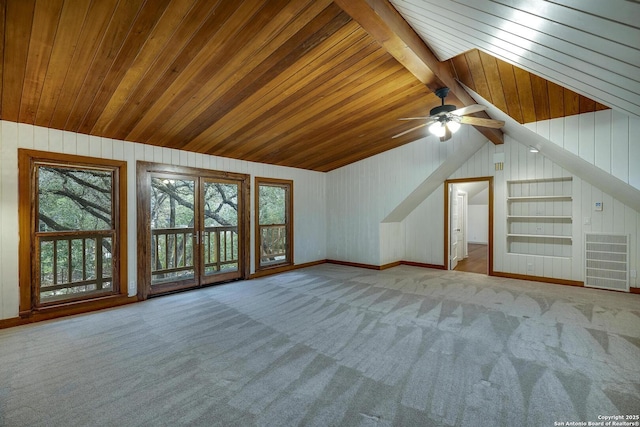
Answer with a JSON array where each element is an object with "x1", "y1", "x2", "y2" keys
[
  {"x1": 255, "y1": 177, "x2": 294, "y2": 273},
  {"x1": 18, "y1": 149, "x2": 128, "y2": 319}
]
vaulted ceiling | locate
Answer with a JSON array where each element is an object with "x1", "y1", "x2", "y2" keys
[
  {"x1": 391, "y1": 0, "x2": 639, "y2": 120},
  {"x1": 1, "y1": 0, "x2": 634, "y2": 172}
]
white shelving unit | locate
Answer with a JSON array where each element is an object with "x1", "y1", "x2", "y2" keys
[{"x1": 506, "y1": 177, "x2": 573, "y2": 257}]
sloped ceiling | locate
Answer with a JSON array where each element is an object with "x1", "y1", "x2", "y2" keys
[
  {"x1": 390, "y1": 0, "x2": 640, "y2": 120},
  {"x1": 0, "y1": 0, "x2": 632, "y2": 172},
  {"x1": 451, "y1": 49, "x2": 610, "y2": 123}
]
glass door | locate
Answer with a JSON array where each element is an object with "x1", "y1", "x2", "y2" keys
[
  {"x1": 201, "y1": 179, "x2": 241, "y2": 284},
  {"x1": 139, "y1": 164, "x2": 249, "y2": 298},
  {"x1": 149, "y1": 175, "x2": 198, "y2": 292}
]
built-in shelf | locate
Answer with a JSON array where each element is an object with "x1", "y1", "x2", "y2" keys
[
  {"x1": 507, "y1": 215, "x2": 572, "y2": 220},
  {"x1": 507, "y1": 195, "x2": 572, "y2": 201},
  {"x1": 507, "y1": 177, "x2": 573, "y2": 257},
  {"x1": 507, "y1": 233, "x2": 572, "y2": 240}
]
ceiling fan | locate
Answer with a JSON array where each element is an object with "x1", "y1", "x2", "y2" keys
[{"x1": 393, "y1": 87, "x2": 505, "y2": 141}]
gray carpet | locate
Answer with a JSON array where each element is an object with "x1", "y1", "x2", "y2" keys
[{"x1": 1, "y1": 264, "x2": 639, "y2": 426}]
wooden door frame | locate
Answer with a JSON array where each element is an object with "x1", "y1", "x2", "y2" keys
[
  {"x1": 136, "y1": 162, "x2": 250, "y2": 300},
  {"x1": 444, "y1": 177, "x2": 494, "y2": 275}
]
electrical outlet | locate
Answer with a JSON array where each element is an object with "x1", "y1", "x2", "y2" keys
[
  {"x1": 527, "y1": 263, "x2": 534, "y2": 272},
  {"x1": 631, "y1": 270, "x2": 637, "y2": 278},
  {"x1": 584, "y1": 217, "x2": 591, "y2": 225}
]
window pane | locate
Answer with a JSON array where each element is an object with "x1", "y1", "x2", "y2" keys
[
  {"x1": 38, "y1": 166, "x2": 112, "y2": 231},
  {"x1": 259, "y1": 185, "x2": 286, "y2": 225},
  {"x1": 257, "y1": 180, "x2": 291, "y2": 269},
  {"x1": 38, "y1": 234, "x2": 114, "y2": 304},
  {"x1": 150, "y1": 178, "x2": 196, "y2": 284},
  {"x1": 36, "y1": 164, "x2": 117, "y2": 305},
  {"x1": 204, "y1": 182, "x2": 238, "y2": 227},
  {"x1": 150, "y1": 178, "x2": 195, "y2": 229},
  {"x1": 203, "y1": 182, "x2": 239, "y2": 275}
]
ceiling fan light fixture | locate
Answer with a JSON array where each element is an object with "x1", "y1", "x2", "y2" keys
[
  {"x1": 393, "y1": 86, "x2": 502, "y2": 139},
  {"x1": 446, "y1": 120, "x2": 461, "y2": 133},
  {"x1": 429, "y1": 121, "x2": 446, "y2": 137}
]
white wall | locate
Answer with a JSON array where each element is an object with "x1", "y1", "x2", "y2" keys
[
  {"x1": 500, "y1": 136, "x2": 639, "y2": 284},
  {"x1": 528, "y1": 110, "x2": 640, "y2": 191},
  {"x1": 326, "y1": 110, "x2": 639, "y2": 287},
  {"x1": 403, "y1": 141, "x2": 497, "y2": 265},
  {"x1": 326, "y1": 125, "x2": 482, "y2": 265},
  {"x1": 468, "y1": 204, "x2": 488, "y2": 244},
  {"x1": 403, "y1": 187, "x2": 444, "y2": 265},
  {"x1": 0, "y1": 121, "x2": 327, "y2": 321},
  {"x1": 405, "y1": 135, "x2": 640, "y2": 285}
]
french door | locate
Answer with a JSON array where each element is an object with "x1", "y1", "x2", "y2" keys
[{"x1": 137, "y1": 163, "x2": 249, "y2": 299}]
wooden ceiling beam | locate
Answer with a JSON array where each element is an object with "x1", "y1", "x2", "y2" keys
[{"x1": 334, "y1": 0, "x2": 503, "y2": 144}]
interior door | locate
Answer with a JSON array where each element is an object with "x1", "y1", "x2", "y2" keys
[
  {"x1": 450, "y1": 185, "x2": 459, "y2": 270},
  {"x1": 457, "y1": 194, "x2": 465, "y2": 260}
]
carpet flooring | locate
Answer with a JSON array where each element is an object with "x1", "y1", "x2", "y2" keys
[{"x1": 1, "y1": 264, "x2": 639, "y2": 426}]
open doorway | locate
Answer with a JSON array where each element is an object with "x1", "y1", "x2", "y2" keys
[{"x1": 444, "y1": 177, "x2": 493, "y2": 275}]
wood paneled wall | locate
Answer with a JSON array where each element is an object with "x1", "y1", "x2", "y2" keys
[
  {"x1": 326, "y1": 111, "x2": 639, "y2": 286},
  {"x1": 326, "y1": 125, "x2": 481, "y2": 265},
  {"x1": 0, "y1": 120, "x2": 327, "y2": 321},
  {"x1": 402, "y1": 135, "x2": 640, "y2": 285},
  {"x1": 525, "y1": 110, "x2": 640, "y2": 191}
]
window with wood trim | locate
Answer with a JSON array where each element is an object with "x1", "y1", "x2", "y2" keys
[
  {"x1": 18, "y1": 150, "x2": 127, "y2": 314},
  {"x1": 255, "y1": 178, "x2": 293, "y2": 271}
]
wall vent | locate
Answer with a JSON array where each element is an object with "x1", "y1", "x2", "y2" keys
[{"x1": 584, "y1": 233, "x2": 629, "y2": 292}]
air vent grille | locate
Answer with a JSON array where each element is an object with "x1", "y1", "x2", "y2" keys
[{"x1": 584, "y1": 233, "x2": 629, "y2": 292}]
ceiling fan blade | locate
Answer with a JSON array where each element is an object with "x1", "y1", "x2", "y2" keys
[
  {"x1": 451, "y1": 104, "x2": 488, "y2": 116},
  {"x1": 392, "y1": 122, "x2": 429, "y2": 138},
  {"x1": 459, "y1": 116, "x2": 505, "y2": 129}
]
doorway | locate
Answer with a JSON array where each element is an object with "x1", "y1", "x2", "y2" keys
[
  {"x1": 137, "y1": 163, "x2": 250, "y2": 299},
  {"x1": 444, "y1": 177, "x2": 493, "y2": 275}
]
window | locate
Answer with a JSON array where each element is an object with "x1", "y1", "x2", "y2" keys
[
  {"x1": 255, "y1": 178, "x2": 293, "y2": 271},
  {"x1": 18, "y1": 150, "x2": 128, "y2": 315}
]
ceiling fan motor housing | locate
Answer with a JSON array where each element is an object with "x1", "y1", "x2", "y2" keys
[
  {"x1": 430, "y1": 104, "x2": 457, "y2": 116},
  {"x1": 430, "y1": 87, "x2": 456, "y2": 116}
]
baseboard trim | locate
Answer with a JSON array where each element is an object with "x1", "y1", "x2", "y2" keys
[
  {"x1": 250, "y1": 260, "x2": 326, "y2": 279},
  {"x1": 492, "y1": 271, "x2": 583, "y2": 287},
  {"x1": 401, "y1": 261, "x2": 446, "y2": 270},
  {"x1": 381, "y1": 261, "x2": 402, "y2": 270},
  {"x1": 4, "y1": 265, "x2": 633, "y2": 329},
  {"x1": 0, "y1": 295, "x2": 138, "y2": 330},
  {"x1": 326, "y1": 260, "x2": 402, "y2": 270},
  {"x1": 326, "y1": 259, "x2": 386, "y2": 270},
  {"x1": 327, "y1": 259, "x2": 446, "y2": 271}
]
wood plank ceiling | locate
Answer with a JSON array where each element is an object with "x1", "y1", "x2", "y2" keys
[
  {"x1": 450, "y1": 49, "x2": 609, "y2": 124},
  {"x1": 390, "y1": 0, "x2": 639, "y2": 119},
  {"x1": 0, "y1": 0, "x2": 610, "y2": 172}
]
